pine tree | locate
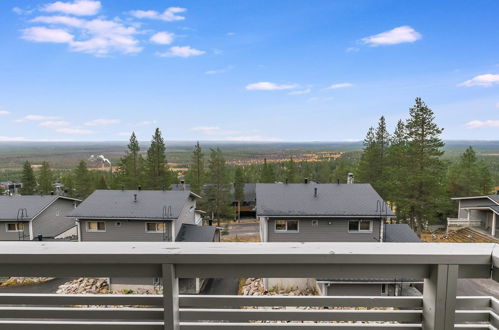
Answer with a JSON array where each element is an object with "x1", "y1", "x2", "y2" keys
[
  {"x1": 260, "y1": 158, "x2": 275, "y2": 183},
  {"x1": 447, "y1": 146, "x2": 493, "y2": 196},
  {"x1": 118, "y1": 132, "x2": 143, "y2": 189},
  {"x1": 74, "y1": 160, "x2": 92, "y2": 198},
  {"x1": 96, "y1": 175, "x2": 109, "y2": 190},
  {"x1": 185, "y1": 142, "x2": 205, "y2": 195},
  {"x1": 285, "y1": 157, "x2": 297, "y2": 183},
  {"x1": 145, "y1": 128, "x2": 174, "y2": 189},
  {"x1": 205, "y1": 148, "x2": 232, "y2": 225},
  {"x1": 38, "y1": 161, "x2": 53, "y2": 195},
  {"x1": 404, "y1": 98, "x2": 446, "y2": 232},
  {"x1": 20, "y1": 161, "x2": 37, "y2": 195}
]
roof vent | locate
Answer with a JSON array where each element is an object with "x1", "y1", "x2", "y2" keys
[
  {"x1": 285, "y1": 178, "x2": 288, "y2": 184},
  {"x1": 337, "y1": 179, "x2": 340, "y2": 184},
  {"x1": 121, "y1": 185, "x2": 124, "y2": 191},
  {"x1": 304, "y1": 178, "x2": 308, "y2": 184},
  {"x1": 133, "y1": 194, "x2": 137, "y2": 202},
  {"x1": 347, "y1": 173, "x2": 354, "y2": 184},
  {"x1": 138, "y1": 185, "x2": 142, "y2": 191},
  {"x1": 314, "y1": 187, "x2": 318, "y2": 198}
]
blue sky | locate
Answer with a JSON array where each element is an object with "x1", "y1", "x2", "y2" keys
[{"x1": 0, "y1": 0, "x2": 498, "y2": 142}]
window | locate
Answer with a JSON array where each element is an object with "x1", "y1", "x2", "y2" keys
[
  {"x1": 86, "y1": 221, "x2": 106, "y2": 232},
  {"x1": 6, "y1": 223, "x2": 24, "y2": 232},
  {"x1": 348, "y1": 220, "x2": 372, "y2": 233},
  {"x1": 274, "y1": 220, "x2": 299, "y2": 232},
  {"x1": 311, "y1": 220, "x2": 319, "y2": 227},
  {"x1": 146, "y1": 222, "x2": 166, "y2": 233}
]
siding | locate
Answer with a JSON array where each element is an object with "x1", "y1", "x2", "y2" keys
[
  {"x1": 31, "y1": 198, "x2": 77, "y2": 238},
  {"x1": 80, "y1": 220, "x2": 172, "y2": 242},
  {"x1": 267, "y1": 218, "x2": 381, "y2": 242},
  {"x1": 0, "y1": 221, "x2": 30, "y2": 241}
]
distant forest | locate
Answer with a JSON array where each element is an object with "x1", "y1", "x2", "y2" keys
[{"x1": 2, "y1": 98, "x2": 499, "y2": 232}]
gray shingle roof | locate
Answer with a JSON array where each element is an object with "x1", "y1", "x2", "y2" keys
[
  {"x1": 68, "y1": 190, "x2": 195, "y2": 220},
  {"x1": 256, "y1": 183, "x2": 394, "y2": 217},
  {"x1": 0, "y1": 195, "x2": 73, "y2": 221},
  {"x1": 384, "y1": 224, "x2": 420, "y2": 242},
  {"x1": 175, "y1": 224, "x2": 217, "y2": 242},
  {"x1": 489, "y1": 195, "x2": 499, "y2": 203},
  {"x1": 490, "y1": 205, "x2": 499, "y2": 215}
]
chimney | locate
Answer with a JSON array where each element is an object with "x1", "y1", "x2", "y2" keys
[
  {"x1": 347, "y1": 173, "x2": 354, "y2": 184},
  {"x1": 134, "y1": 194, "x2": 137, "y2": 202},
  {"x1": 180, "y1": 179, "x2": 186, "y2": 190},
  {"x1": 314, "y1": 187, "x2": 318, "y2": 198},
  {"x1": 304, "y1": 178, "x2": 308, "y2": 184}
]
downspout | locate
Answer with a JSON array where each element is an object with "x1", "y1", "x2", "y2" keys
[
  {"x1": 76, "y1": 219, "x2": 81, "y2": 242},
  {"x1": 379, "y1": 218, "x2": 384, "y2": 243}
]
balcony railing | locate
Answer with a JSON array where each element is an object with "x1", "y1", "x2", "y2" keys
[
  {"x1": 0, "y1": 242, "x2": 498, "y2": 330},
  {"x1": 447, "y1": 218, "x2": 483, "y2": 228}
]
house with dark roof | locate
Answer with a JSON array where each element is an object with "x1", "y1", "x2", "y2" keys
[
  {"x1": 448, "y1": 194, "x2": 499, "y2": 237},
  {"x1": 69, "y1": 189, "x2": 204, "y2": 242},
  {"x1": 69, "y1": 189, "x2": 216, "y2": 292},
  {"x1": 256, "y1": 182, "x2": 395, "y2": 243},
  {"x1": 0, "y1": 195, "x2": 80, "y2": 241},
  {"x1": 256, "y1": 181, "x2": 422, "y2": 297}
]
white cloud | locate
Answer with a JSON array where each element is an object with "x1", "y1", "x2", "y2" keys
[
  {"x1": 288, "y1": 88, "x2": 311, "y2": 95},
  {"x1": 246, "y1": 82, "x2": 299, "y2": 91},
  {"x1": 28, "y1": 16, "x2": 142, "y2": 56},
  {"x1": 0, "y1": 110, "x2": 10, "y2": 115},
  {"x1": 15, "y1": 114, "x2": 60, "y2": 122},
  {"x1": 158, "y1": 46, "x2": 205, "y2": 58},
  {"x1": 130, "y1": 7, "x2": 186, "y2": 22},
  {"x1": 39, "y1": 120, "x2": 69, "y2": 127},
  {"x1": 459, "y1": 74, "x2": 499, "y2": 87},
  {"x1": 362, "y1": 26, "x2": 422, "y2": 46},
  {"x1": 136, "y1": 120, "x2": 158, "y2": 126},
  {"x1": 205, "y1": 65, "x2": 234, "y2": 75},
  {"x1": 22, "y1": 26, "x2": 74, "y2": 43},
  {"x1": 56, "y1": 127, "x2": 94, "y2": 134},
  {"x1": 192, "y1": 126, "x2": 222, "y2": 135},
  {"x1": 466, "y1": 120, "x2": 499, "y2": 129},
  {"x1": 84, "y1": 118, "x2": 120, "y2": 126},
  {"x1": 0, "y1": 136, "x2": 28, "y2": 142},
  {"x1": 43, "y1": 0, "x2": 101, "y2": 16},
  {"x1": 307, "y1": 96, "x2": 334, "y2": 103},
  {"x1": 327, "y1": 83, "x2": 353, "y2": 89},
  {"x1": 150, "y1": 32, "x2": 174, "y2": 45},
  {"x1": 117, "y1": 131, "x2": 133, "y2": 136},
  {"x1": 223, "y1": 135, "x2": 282, "y2": 142}
]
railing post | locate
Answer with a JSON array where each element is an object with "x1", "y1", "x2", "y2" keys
[
  {"x1": 422, "y1": 264, "x2": 458, "y2": 330},
  {"x1": 162, "y1": 264, "x2": 180, "y2": 330}
]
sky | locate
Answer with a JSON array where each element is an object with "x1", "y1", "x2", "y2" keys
[{"x1": 0, "y1": 0, "x2": 498, "y2": 142}]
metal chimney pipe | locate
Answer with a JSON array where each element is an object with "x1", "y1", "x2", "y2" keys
[{"x1": 314, "y1": 187, "x2": 318, "y2": 198}]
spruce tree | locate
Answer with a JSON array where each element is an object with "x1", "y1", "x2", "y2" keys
[
  {"x1": 145, "y1": 128, "x2": 174, "y2": 189},
  {"x1": 386, "y1": 120, "x2": 410, "y2": 221},
  {"x1": 205, "y1": 148, "x2": 232, "y2": 225},
  {"x1": 20, "y1": 161, "x2": 36, "y2": 195},
  {"x1": 404, "y1": 98, "x2": 446, "y2": 232},
  {"x1": 285, "y1": 157, "x2": 297, "y2": 183},
  {"x1": 447, "y1": 146, "x2": 493, "y2": 196},
  {"x1": 260, "y1": 158, "x2": 275, "y2": 183},
  {"x1": 74, "y1": 160, "x2": 92, "y2": 198},
  {"x1": 118, "y1": 132, "x2": 143, "y2": 189},
  {"x1": 38, "y1": 161, "x2": 53, "y2": 195},
  {"x1": 185, "y1": 142, "x2": 205, "y2": 195}
]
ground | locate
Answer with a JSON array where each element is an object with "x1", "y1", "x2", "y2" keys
[{"x1": 221, "y1": 218, "x2": 260, "y2": 242}]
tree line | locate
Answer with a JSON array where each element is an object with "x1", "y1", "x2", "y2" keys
[{"x1": 17, "y1": 98, "x2": 496, "y2": 231}]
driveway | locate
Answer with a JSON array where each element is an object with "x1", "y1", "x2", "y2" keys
[{"x1": 0, "y1": 278, "x2": 75, "y2": 294}]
